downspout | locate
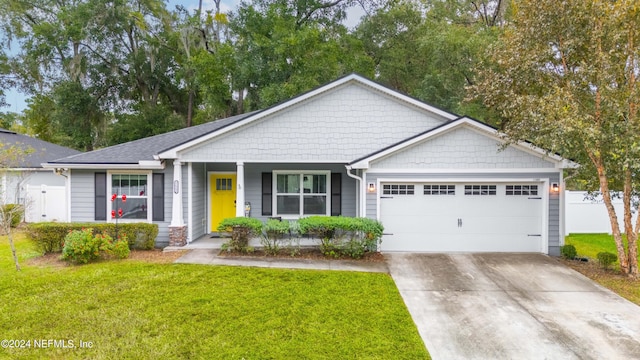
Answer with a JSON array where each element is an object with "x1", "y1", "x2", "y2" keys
[{"x1": 345, "y1": 165, "x2": 363, "y2": 217}]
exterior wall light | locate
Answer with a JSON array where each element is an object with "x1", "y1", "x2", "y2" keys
[
  {"x1": 551, "y1": 183, "x2": 559, "y2": 193},
  {"x1": 368, "y1": 182, "x2": 376, "y2": 193}
]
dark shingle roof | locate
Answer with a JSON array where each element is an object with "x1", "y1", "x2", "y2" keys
[
  {"x1": 49, "y1": 112, "x2": 258, "y2": 164},
  {"x1": 0, "y1": 129, "x2": 81, "y2": 168}
]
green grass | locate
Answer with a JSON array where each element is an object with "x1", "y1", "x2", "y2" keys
[
  {"x1": 564, "y1": 233, "x2": 640, "y2": 305},
  {"x1": 0, "y1": 234, "x2": 429, "y2": 359},
  {"x1": 565, "y1": 233, "x2": 640, "y2": 260}
]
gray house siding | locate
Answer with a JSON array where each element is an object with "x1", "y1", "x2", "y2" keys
[
  {"x1": 156, "y1": 164, "x2": 174, "y2": 247},
  {"x1": 201, "y1": 163, "x2": 357, "y2": 228},
  {"x1": 179, "y1": 83, "x2": 449, "y2": 163},
  {"x1": 243, "y1": 163, "x2": 356, "y2": 222},
  {"x1": 371, "y1": 127, "x2": 557, "y2": 169},
  {"x1": 364, "y1": 171, "x2": 562, "y2": 255},
  {"x1": 190, "y1": 162, "x2": 207, "y2": 241},
  {"x1": 69, "y1": 169, "x2": 96, "y2": 222},
  {"x1": 69, "y1": 167, "x2": 175, "y2": 248}
]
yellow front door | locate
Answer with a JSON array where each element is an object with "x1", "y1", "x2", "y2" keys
[{"x1": 210, "y1": 173, "x2": 237, "y2": 231}]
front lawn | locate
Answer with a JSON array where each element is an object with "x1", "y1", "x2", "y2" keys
[
  {"x1": 564, "y1": 233, "x2": 640, "y2": 305},
  {"x1": 0, "y1": 233, "x2": 429, "y2": 359},
  {"x1": 564, "y1": 233, "x2": 640, "y2": 260}
]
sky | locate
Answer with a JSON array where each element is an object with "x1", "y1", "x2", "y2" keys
[{"x1": 1, "y1": 0, "x2": 365, "y2": 114}]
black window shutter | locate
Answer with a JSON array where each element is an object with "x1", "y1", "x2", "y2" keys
[
  {"x1": 262, "y1": 172, "x2": 272, "y2": 216},
  {"x1": 152, "y1": 173, "x2": 164, "y2": 221},
  {"x1": 95, "y1": 172, "x2": 107, "y2": 220},
  {"x1": 331, "y1": 173, "x2": 341, "y2": 216}
]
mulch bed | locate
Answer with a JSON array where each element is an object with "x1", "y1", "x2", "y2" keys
[
  {"x1": 26, "y1": 249, "x2": 188, "y2": 267},
  {"x1": 560, "y1": 257, "x2": 631, "y2": 281},
  {"x1": 218, "y1": 247, "x2": 386, "y2": 262}
]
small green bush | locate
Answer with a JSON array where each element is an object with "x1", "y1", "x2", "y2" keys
[
  {"x1": 561, "y1": 244, "x2": 577, "y2": 259},
  {"x1": 26, "y1": 222, "x2": 158, "y2": 254},
  {"x1": 98, "y1": 233, "x2": 131, "y2": 260},
  {"x1": 596, "y1": 252, "x2": 617, "y2": 269},
  {"x1": 217, "y1": 217, "x2": 263, "y2": 253},
  {"x1": 1, "y1": 203, "x2": 24, "y2": 228},
  {"x1": 261, "y1": 219, "x2": 290, "y2": 255},
  {"x1": 62, "y1": 229, "x2": 103, "y2": 264},
  {"x1": 298, "y1": 216, "x2": 384, "y2": 259},
  {"x1": 62, "y1": 229, "x2": 131, "y2": 264}
]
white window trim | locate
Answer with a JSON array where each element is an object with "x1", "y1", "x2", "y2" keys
[
  {"x1": 272, "y1": 170, "x2": 331, "y2": 219},
  {"x1": 106, "y1": 170, "x2": 153, "y2": 223}
]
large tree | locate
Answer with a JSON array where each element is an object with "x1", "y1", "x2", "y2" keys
[
  {"x1": 229, "y1": 0, "x2": 375, "y2": 111},
  {"x1": 355, "y1": 0, "x2": 504, "y2": 120},
  {"x1": 1, "y1": 0, "x2": 190, "y2": 147},
  {"x1": 472, "y1": 0, "x2": 639, "y2": 275}
]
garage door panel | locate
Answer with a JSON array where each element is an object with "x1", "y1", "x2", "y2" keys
[{"x1": 379, "y1": 182, "x2": 544, "y2": 253}]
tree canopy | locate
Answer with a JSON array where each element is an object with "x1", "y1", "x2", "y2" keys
[
  {"x1": 0, "y1": 0, "x2": 508, "y2": 149},
  {"x1": 472, "y1": 0, "x2": 640, "y2": 276}
]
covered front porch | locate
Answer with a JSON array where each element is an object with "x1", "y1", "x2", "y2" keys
[{"x1": 166, "y1": 160, "x2": 361, "y2": 247}]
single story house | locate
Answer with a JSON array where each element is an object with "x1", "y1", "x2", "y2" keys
[
  {"x1": 44, "y1": 74, "x2": 572, "y2": 255},
  {"x1": 0, "y1": 128, "x2": 81, "y2": 222}
]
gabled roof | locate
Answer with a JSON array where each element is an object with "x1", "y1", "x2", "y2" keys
[
  {"x1": 0, "y1": 128, "x2": 81, "y2": 168},
  {"x1": 46, "y1": 111, "x2": 258, "y2": 168},
  {"x1": 348, "y1": 117, "x2": 576, "y2": 169},
  {"x1": 46, "y1": 74, "x2": 459, "y2": 168},
  {"x1": 156, "y1": 73, "x2": 459, "y2": 159}
]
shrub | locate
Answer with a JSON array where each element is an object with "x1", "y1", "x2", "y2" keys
[
  {"x1": 561, "y1": 244, "x2": 577, "y2": 260},
  {"x1": 99, "y1": 233, "x2": 131, "y2": 260},
  {"x1": 26, "y1": 222, "x2": 159, "y2": 254},
  {"x1": 62, "y1": 229, "x2": 131, "y2": 264},
  {"x1": 0, "y1": 203, "x2": 24, "y2": 228},
  {"x1": 217, "y1": 217, "x2": 263, "y2": 253},
  {"x1": 261, "y1": 219, "x2": 290, "y2": 255},
  {"x1": 298, "y1": 216, "x2": 384, "y2": 259},
  {"x1": 62, "y1": 229, "x2": 103, "y2": 264},
  {"x1": 597, "y1": 252, "x2": 617, "y2": 269},
  {"x1": 107, "y1": 223, "x2": 158, "y2": 250}
]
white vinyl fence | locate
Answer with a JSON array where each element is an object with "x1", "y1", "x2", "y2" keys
[
  {"x1": 565, "y1": 191, "x2": 638, "y2": 235},
  {"x1": 24, "y1": 185, "x2": 68, "y2": 223}
]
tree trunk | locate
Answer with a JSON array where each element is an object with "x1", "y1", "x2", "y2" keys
[
  {"x1": 8, "y1": 230, "x2": 21, "y2": 271},
  {"x1": 595, "y1": 161, "x2": 629, "y2": 274},
  {"x1": 622, "y1": 168, "x2": 638, "y2": 276},
  {"x1": 187, "y1": 89, "x2": 194, "y2": 127},
  {"x1": 237, "y1": 88, "x2": 244, "y2": 114}
]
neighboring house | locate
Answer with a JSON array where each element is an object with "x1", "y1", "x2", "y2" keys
[
  {"x1": 0, "y1": 128, "x2": 81, "y2": 222},
  {"x1": 44, "y1": 74, "x2": 573, "y2": 255}
]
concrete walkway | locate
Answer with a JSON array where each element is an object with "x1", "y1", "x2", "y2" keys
[
  {"x1": 386, "y1": 252, "x2": 640, "y2": 360},
  {"x1": 173, "y1": 249, "x2": 388, "y2": 273}
]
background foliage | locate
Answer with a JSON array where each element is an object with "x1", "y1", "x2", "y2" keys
[{"x1": 0, "y1": 0, "x2": 507, "y2": 148}]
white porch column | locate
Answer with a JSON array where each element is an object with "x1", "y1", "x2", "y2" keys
[
  {"x1": 236, "y1": 162, "x2": 245, "y2": 217},
  {"x1": 170, "y1": 160, "x2": 184, "y2": 226}
]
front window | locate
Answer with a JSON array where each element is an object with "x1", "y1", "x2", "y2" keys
[
  {"x1": 274, "y1": 172, "x2": 329, "y2": 217},
  {"x1": 110, "y1": 173, "x2": 150, "y2": 221}
]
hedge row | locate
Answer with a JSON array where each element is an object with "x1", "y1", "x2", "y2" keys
[
  {"x1": 217, "y1": 216, "x2": 384, "y2": 259},
  {"x1": 297, "y1": 216, "x2": 384, "y2": 258},
  {"x1": 25, "y1": 222, "x2": 159, "y2": 254}
]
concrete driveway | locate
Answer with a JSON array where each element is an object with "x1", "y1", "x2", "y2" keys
[{"x1": 386, "y1": 253, "x2": 640, "y2": 359}]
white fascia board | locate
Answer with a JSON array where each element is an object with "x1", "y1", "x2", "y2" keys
[
  {"x1": 366, "y1": 168, "x2": 562, "y2": 174},
  {"x1": 7, "y1": 167, "x2": 41, "y2": 171},
  {"x1": 158, "y1": 74, "x2": 459, "y2": 159},
  {"x1": 178, "y1": 158, "x2": 350, "y2": 164},
  {"x1": 351, "y1": 117, "x2": 568, "y2": 169},
  {"x1": 377, "y1": 176, "x2": 548, "y2": 184},
  {"x1": 41, "y1": 161, "x2": 165, "y2": 170}
]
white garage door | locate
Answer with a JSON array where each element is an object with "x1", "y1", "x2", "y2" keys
[{"x1": 379, "y1": 183, "x2": 544, "y2": 252}]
